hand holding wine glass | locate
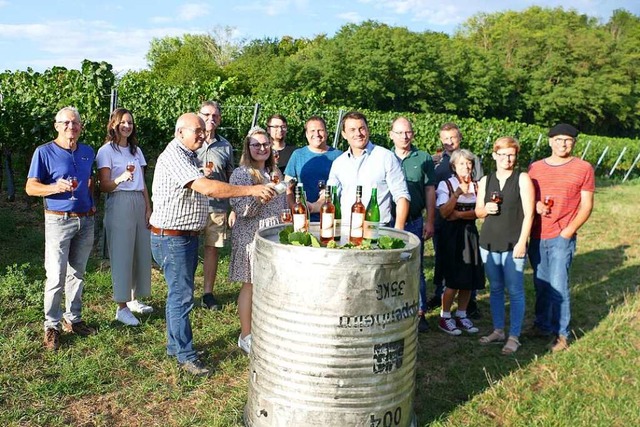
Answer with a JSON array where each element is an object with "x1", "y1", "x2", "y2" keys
[
  {"x1": 68, "y1": 176, "x2": 79, "y2": 201},
  {"x1": 543, "y1": 195, "x2": 554, "y2": 216},
  {"x1": 457, "y1": 173, "x2": 471, "y2": 194},
  {"x1": 489, "y1": 191, "x2": 503, "y2": 214}
]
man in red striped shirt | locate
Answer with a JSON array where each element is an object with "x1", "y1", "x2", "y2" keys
[{"x1": 527, "y1": 123, "x2": 595, "y2": 352}]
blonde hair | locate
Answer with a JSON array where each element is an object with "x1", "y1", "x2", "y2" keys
[{"x1": 239, "y1": 127, "x2": 279, "y2": 184}]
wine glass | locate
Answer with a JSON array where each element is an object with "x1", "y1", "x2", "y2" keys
[
  {"x1": 490, "y1": 191, "x2": 503, "y2": 204},
  {"x1": 280, "y1": 208, "x2": 292, "y2": 223},
  {"x1": 490, "y1": 191, "x2": 503, "y2": 214},
  {"x1": 543, "y1": 195, "x2": 554, "y2": 216},
  {"x1": 68, "y1": 176, "x2": 78, "y2": 201}
]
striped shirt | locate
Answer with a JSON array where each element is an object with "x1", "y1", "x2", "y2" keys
[
  {"x1": 528, "y1": 157, "x2": 595, "y2": 239},
  {"x1": 149, "y1": 139, "x2": 209, "y2": 231}
]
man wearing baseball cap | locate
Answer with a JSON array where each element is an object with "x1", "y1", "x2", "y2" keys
[{"x1": 527, "y1": 123, "x2": 595, "y2": 352}]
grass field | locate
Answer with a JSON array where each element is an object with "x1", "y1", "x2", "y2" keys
[{"x1": 0, "y1": 179, "x2": 638, "y2": 426}]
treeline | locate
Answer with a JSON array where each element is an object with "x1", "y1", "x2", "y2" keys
[
  {"x1": 145, "y1": 6, "x2": 640, "y2": 138},
  {"x1": 1, "y1": 6, "x2": 639, "y2": 190}
]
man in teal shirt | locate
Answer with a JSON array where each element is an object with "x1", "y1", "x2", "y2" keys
[{"x1": 390, "y1": 117, "x2": 436, "y2": 332}]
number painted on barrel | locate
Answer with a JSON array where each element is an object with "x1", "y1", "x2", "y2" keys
[
  {"x1": 369, "y1": 407, "x2": 402, "y2": 427},
  {"x1": 376, "y1": 280, "x2": 405, "y2": 300}
]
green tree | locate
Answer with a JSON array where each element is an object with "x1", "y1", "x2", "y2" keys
[{"x1": 146, "y1": 34, "x2": 225, "y2": 85}]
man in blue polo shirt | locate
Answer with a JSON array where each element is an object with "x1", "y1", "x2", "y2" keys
[
  {"x1": 284, "y1": 115, "x2": 342, "y2": 220},
  {"x1": 26, "y1": 106, "x2": 97, "y2": 351}
]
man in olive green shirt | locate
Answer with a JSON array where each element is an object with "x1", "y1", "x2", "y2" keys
[{"x1": 390, "y1": 117, "x2": 436, "y2": 332}]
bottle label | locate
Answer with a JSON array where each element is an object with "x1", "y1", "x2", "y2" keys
[
  {"x1": 350, "y1": 213, "x2": 364, "y2": 238},
  {"x1": 363, "y1": 221, "x2": 380, "y2": 240},
  {"x1": 293, "y1": 214, "x2": 307, "y2": 232},
  {"x1": 320, "y1": 213, "x2": 335, "y2": 238},
  {"x1": 334, "y1": 218, "x2": 342, "y2": 238}
]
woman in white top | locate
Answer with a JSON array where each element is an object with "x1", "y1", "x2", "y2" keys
[
  {"x1": 435, "y1": 149, "x2": 485, "y2": 336},
  {"x1": 96, "y1": 108, "x2": 153, "y2": 326}
]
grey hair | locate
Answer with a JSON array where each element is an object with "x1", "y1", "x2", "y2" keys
[
  {"x1": 55, "y1": 106, "x2": 81, "y2": 123},
  {"x1": 200, "y1": 100, "x2": 221, "y2": 113},
  {"x1": 449, "y1": 149, "x2": 476, "y2": 172}
]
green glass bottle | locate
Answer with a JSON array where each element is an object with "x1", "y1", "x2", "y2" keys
[
  {"x1": 364, "y1": 186, "x2": 380, "y2": 242},
  {"x1": 297, "y1": 183, "x2": 310, "y2": 223},
  {"x1": 332, "y1": 185, "x2": 342, "y2": 241}
]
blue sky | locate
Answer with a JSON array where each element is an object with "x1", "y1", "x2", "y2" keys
[{"x1": 1, "y1": 0, "x2": 638, "y2": 73}]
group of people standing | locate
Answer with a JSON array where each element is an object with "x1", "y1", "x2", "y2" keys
[{"x1": 25, "y1": 103, "x2": 593, "y2": 377}]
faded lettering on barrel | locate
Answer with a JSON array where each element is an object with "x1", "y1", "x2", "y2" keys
[
  {"x1": 376, "y1": 280, "x2": 405, "y2": 300},
  {"x1": 373, "y1": 339, "x2": 404, "y2": 374},
  {"x1": 369, "y1": 406, "x2": 403, "y2": 426},
  {"x1": 338, "y1": 300, "x2": 419, "y2": 331}
]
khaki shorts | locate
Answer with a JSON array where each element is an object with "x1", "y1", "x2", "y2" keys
[{"x1": 204, "y1": 211, "x2": 228, "y2": 247}]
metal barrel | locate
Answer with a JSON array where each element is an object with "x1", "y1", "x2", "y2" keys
[{"x1": 245, "y1": 224, "x2": 420, "y2": 427}]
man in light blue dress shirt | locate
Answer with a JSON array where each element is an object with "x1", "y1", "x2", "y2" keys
[{"x1": 328, "y1": 111, "x2": 410, "y2": 229}]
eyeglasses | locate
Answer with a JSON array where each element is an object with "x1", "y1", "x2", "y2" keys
[
  {"x1": 553, "y1": 137, "x2": 575, "y2": 144},
  {"x1": 495, "y1": 152, "x2": 517, "y2": 160},
  {"x1": 391, "y1": 130, "x2": 414, "y2": 136},
  {"x1": 56, "y1": 120, "x2": 82, "y2": 128},
  {"x1": 268, "y1": 125, "x2": 287, "y2": 130},
  {"x1": 250, "y1": 143, "x2": 270, "y2": 150},
  {"x1": 182, "y1": 127, "x2": 205, "y2": 135},
  {"x1": 199, "y1": 112, "x2": 220, "y2": 119}
]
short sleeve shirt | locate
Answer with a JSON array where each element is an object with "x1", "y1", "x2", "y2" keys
[
  {"x1": 27, "y1": 141, "x2": 95, "y2": 212},
  {"x1": 96, "y1": 143, "x2": 148, "y2": 192},
  {"x1": 149, "y1": 139, "x2": 209, "y2": 231},
  {"x1": 528, "y1": 157, "x2": 595, "y2": 239}
]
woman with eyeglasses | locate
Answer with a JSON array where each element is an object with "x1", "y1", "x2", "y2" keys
[
  {"x1": 229, "y1": 126, "x2": 287, "y2": 354},
  {"x1": 96, "y1": 108, "x2": 153, "y2": 326},
  {"x1": 435, "y1": 149, "x2": 485, "y2": 337},
  {"x1": 475, "y1": 137, "x2": 534, "y2": 355}
]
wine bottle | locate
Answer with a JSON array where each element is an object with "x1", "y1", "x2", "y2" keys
[
  {"x1": 319, "y1": 186, "x2": 335, "y2": 245},
  {"x1": 332, "y1": 185, "x2": 342, "y2": 241},
  {"x1": 349, "y1": 185, "x2": 365, "y2": 245},
  {"x1": 293, "y1": 186, "x2": 308, "y2": 232},
  {"x1": 364, "y1": 185, "x2": 380, "y2": 242}
]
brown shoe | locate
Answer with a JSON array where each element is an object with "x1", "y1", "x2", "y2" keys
[
  {"x1": 44, "y1": 328, "x2": 60, "y2": 351},
  {"x1": 62, "y1": 319, "x2": 97, "y2": 336},
  {"x1": 549, "y1": 335, "x2": 569, "y2": 352}
]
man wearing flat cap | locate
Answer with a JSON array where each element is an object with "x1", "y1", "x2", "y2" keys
[{"x1": 527, "y1": 123, "x2": 595, "y2": 352}]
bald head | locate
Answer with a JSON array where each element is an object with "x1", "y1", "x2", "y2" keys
[
  {"x1": 389, "y1": 116, "x2": 415, "y2": 151},
  {"x1": 175, "y1": 113, "x2": 206, "y2": 151}
]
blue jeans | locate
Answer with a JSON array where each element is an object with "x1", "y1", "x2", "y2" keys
[
  {"x1": 151, "y1": 234, "x2": 199, "y2": 363},
  {"x1": 403, "y1": 216, "x2": 428, "y2": 313},
  {"x1": 528, "y1": 236, "x2": 577, "y2": 338},
  {"x1": 480, "y1": 248, "x2": 526, "y2": 337},
  {"x1": 43, "y1": 214, "x2": 95, "y2": 330}
]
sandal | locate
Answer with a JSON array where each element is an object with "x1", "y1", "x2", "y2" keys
[
  {"x1": 501, "y1": 336, "x2": 521, "y2": 355},
  {"x1": 479, "y1": 330, "x2": 505, "y2": 345}
]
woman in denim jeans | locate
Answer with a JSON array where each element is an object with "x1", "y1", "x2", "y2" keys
[{"x1": 475, "y1": 137, "x2": 534, "y2": 355}]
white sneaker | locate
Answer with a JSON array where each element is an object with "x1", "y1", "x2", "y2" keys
[
  {"x1": 116, "y1": 307, "x2": 140, "y2": 326},
  {"x1": 127, "y1": 300, "x2": 154, "y2": 314},
  {"x1": 238, "y1": 333, "x2": 252, "y2": 354}
]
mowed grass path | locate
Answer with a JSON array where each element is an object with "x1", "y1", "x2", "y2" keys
[{"x1": 0, "y1": 180, "x2": 638, "y2": 426}]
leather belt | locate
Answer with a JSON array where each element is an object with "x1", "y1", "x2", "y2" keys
[
  {"x1": 45, "y1": 210, "x2": 95, "y2": 217},
  {"x1": 150, "y1": 226, "x2": 200, "y2": 237}
]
